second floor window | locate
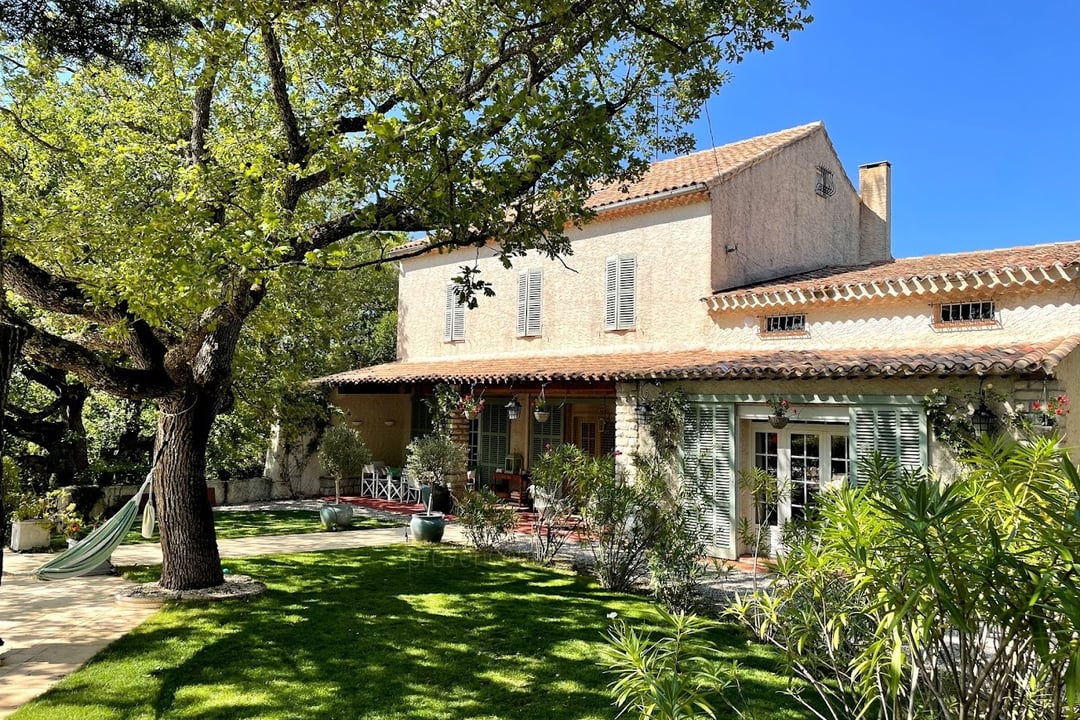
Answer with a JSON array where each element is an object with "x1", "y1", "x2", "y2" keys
[
  {"x1": 443, "y1": 283, "x2": 465, "y2": 342},
  {"x1": 760, "y1": 313, "x2": 807, "y2": 336},
  {"x1": 933, "y1": 300, "x2": 997, "y2": 327},
  {"x1": 605, "y1": 255, "x2": 636, "y2": 331},
  {"x1": 517, "y1": 268, "x2": 542, "y2": 337}
]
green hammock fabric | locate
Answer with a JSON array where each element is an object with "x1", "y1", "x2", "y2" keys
[{"x1": 33, "y1": 474, "x2": 152, "y2": 581}]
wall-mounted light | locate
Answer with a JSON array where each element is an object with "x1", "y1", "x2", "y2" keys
[
  {"x1": 506, "y1": 396, "x2": 522, "y2": 420},
  {"x1": 970, "y1": 378, "x2": 996, "y2": 436},
  {"x1": 383, "y1": 419, "x2": 396, "y2": 427}
]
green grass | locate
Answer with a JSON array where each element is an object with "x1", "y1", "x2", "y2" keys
[
  {"x1": 121, "y1": 510, "x2": 403, "y2": 544},
  {"x1": 11, "y1": 546, "x2": 811, "y2": 720}
]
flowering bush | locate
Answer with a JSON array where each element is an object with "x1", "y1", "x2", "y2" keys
[
  {"x1": 457, "y1": 393, "x2": 485, "y2": 415},
  {"x1": 765, "y1": 397, "x2": 796, "y2": 418},
  {"x1": 1033, "y1": 394, "x2": 1071, "y2": 420}
]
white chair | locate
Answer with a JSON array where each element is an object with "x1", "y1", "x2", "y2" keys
[
  {"x1": 360, "y1": 464, "x2": 378, "y2": 497},
  {"x1": 384, "y1": 468, "x2": 406, "y2": 502},
  {"x1": 371, "y1": 461, "x2": 391, "y2": 499}
]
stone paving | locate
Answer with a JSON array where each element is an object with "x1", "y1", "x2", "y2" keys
[{"x1": 0, "y1": 500, "x2": 766, "y2": 717}]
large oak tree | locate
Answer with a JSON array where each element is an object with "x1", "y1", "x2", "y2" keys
[{"x1": 0, "y1": 0, "x2": 810, "y2": 589}]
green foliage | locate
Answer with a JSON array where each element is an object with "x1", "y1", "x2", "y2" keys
[
  {"x1": 405, "y1": 434, "x2": 467, "y2": 513},
  {"x1": 425, "y1": 382, "x2": 462, "y2": 438},
  {"x1": 646, "y1": 390, "x2": 689, "y2": 459},
  {"x1": 732, "y1": 438, "x2": 1080, "y2": 720},
  {"x1": 317, "y1": 425, "x2": 371, "y2": 481},
  {"x1": 455, "y1": 488, "x2": 517, "y2": 551},
  {"x1": 736, "y1": 466, "x2": 788, "y2": 558},
  {"x1": 602, "y1": 609, "x2": 734, "y2": 720},
  {"x1": 580, "y1": 455, "x2": 664, "y2": 592},
  {"x1": 636, "y1": 454, "x2": 708, "y2": 613},
  {"x1": 528, "y1": 443, "x2": 590, "y2": 564}
]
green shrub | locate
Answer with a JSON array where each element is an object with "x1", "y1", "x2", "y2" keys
[
  {"x1": 317, "y1": 425, "x2": 371, "y2": 481},
  {"x1": 456, "y1": 488, "x2": 516, "y2": 551},
  {"x1": 731, "y1": 437, "x2": 1080, "y2": 720}
]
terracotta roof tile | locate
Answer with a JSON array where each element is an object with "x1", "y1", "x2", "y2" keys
[
  {"x1": 710, "y1": 240, "x2": 1080, "y2": 310},
  {"x1": 318, "y1": 336, "x2": 1079, "y2": 386},
  {"x1": 391, "y1": 122, "x2": 824, "y2": 258},
  {"x1": 585, "y1": 122, "x2": 823, "y2": 209}
]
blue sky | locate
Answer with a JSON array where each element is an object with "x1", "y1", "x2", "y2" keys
[{"x1": 687, "y1": 1, "x2": 1080, "y2": 258}]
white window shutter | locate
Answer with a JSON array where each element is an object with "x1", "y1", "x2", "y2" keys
[
  {"x1": 516, "y1": 272, "x2": 528, "y2": 337},
  {"x1": 444, "y1": 283, "x2": 464, "y2": 342},
  {"x1": 444, "y1": 284, "x2": 455, "y2": 342},
  {"x1": 527, "y1": 269, "x2": 542, "y2": 337},
  {"x1": 617, "y1": 255, "x2": 636, "y2": 329},
  {"x1": 604, "y1": 257, "x2": 618, "y2": 330}
]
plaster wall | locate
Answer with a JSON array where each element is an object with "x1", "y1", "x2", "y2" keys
[
  {"x1": 397, "y1": 201, "x2": 714, "y2": 360},
  {"x1": 328, "y1": 392, "x2": 413, "y2": 466},
  {"x1": 706, "y1": 284, "x2": 1080, "y2": 352},
  {"x1": 709, "y1": 131, "x2": 863, "y2": 292}
]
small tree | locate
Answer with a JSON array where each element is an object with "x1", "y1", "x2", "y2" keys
[
  {"x1": 405, "y1": 434, "x2": 467, "y2": 514},
  {"x1": 318, "y1": 425, "x2": 370, "y2": 502}
]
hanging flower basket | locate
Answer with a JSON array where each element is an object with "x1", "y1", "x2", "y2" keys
[
  {"x1": 768, "y1": 415, "x2": 789, "y2": 429},
  {"x1": 533, "y1": 410, "x2": 550, "y2": 423},
  {"x1": 463, "y1": 409, "x2": 478, "y2": 420}
]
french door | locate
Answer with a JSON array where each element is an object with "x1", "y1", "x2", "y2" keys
[{"x1": 751, "y1": 423, "x2": 850, "y2": 527}]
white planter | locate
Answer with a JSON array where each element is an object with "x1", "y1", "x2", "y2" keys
[{"x1": 10, "y1": 520, "x2": 51, "y2": 552}]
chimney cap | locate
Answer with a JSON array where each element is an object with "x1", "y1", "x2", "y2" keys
[{"x1": 859, "y1": 160, "x2": 891, "y2": 169}]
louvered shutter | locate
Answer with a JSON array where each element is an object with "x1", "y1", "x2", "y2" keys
[
  {"x1": 681, "y1": 403, "x2": 735, "y2": 554},
  {"x1": 477, "y1": 405, "x2": 509, "y2": 484},
  {"x1": 605, "y1": 255, "x2": 636, "y2": 330},
  {"x1": 604, "y1": 258, "x2": 618, "y2": 330},
  {"x1": 444, "y1": 284, "x2": 455, "y2": 341},
  {"x1": 517, "y1": 269, "x2": 542, "y2": 337},
  {"x1": 616, "y1": 256, "x2": 636, "y2": 329},
  {"x1": 850, "y1": 405, "x2": 927, "y2": 483},
  {"x1": 530, "y1": 406, "x2": 565, "y2": 463},
  {"x1": 444, "y1": 284, "x2": 465, "y2": 342}
]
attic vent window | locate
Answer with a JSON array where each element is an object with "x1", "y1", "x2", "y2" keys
[
  {"x1": 815, "y1": 166, "x2": 835, "y2": 198},
  {"x1": 932, "y1": 300, "x2": 998, "y2": 329},
  {"x1": 760, "y1": 313, "x2": 808, "y2": 337}
]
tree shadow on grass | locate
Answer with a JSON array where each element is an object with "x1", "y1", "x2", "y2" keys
[{"x1": 15, "y1": 546, "x2": 812, "y2": 720}]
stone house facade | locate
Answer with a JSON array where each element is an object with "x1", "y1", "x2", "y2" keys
[{"x1": 314, "y1": 122, "x2": 1080, "y2": 558}]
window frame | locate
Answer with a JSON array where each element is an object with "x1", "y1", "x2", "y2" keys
[
  {"x1": 758, "y1": 313, "x2": 809, "y2": 338},
  {"x1": 930, "y1": 299, "x2": 998, "y2": 329}
]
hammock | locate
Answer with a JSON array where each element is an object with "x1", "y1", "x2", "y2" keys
[{"x1": 33, "y1": 472, "x2": 153, "y2": 581}]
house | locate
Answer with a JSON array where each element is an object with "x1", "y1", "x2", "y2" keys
[{"x1": 311, "y1": 121, "x2": 1080, "y2": 558}]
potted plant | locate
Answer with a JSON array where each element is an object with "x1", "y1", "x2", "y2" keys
[
  {"x1": 8, "y1": 490, "x2": 51, "y2": 552},
  {"x1": 1029, "y1": 393, "x2": 1070, "y2": 431},
  {"x1": 317, "y1": 425, "x2": 371, "y2": 529},
  {"x1": 458, "y1": 393, "x2": 485, "y2": 420},
  {"x1": 533, "y1": 395, "x2": 550, "y2": 423},
  {"x1": 405, "y1": 434, "x2": 467, "y2": 542},
  {"x1": 765, "y1": 397, "x2": 796, "y2": 428}
]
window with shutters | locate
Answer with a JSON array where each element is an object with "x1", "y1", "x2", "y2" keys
[
  {"x1": 516, "y1": 269, "x2": 542, "y2": 337},
  {"x1": 849, "y1": 405, "x2": 926, "y2": 484},
  {"x1": 604, "y1": 255, "x2": 636, "y2": 331},
  {"x1": 681, "y1": 403, "x2": 735, "y2": 554},
  {"x1": 443, "y1": 283, "x2": 465, "y2": 342}
]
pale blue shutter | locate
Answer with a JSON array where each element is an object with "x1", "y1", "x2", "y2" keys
[
  {"x1": 681, "y1": 403, "x2": 735, "y2": 553},
  {"x1": 477, "y1": 405, "x2": 509, "y2": 485},
  {"x1": 850, "y1": 405, "x2": 927, "y2": 483}
]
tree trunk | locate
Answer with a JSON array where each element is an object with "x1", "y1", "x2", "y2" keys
[
  {"x1": 0, "y1": 323, "x2": 28, "y2": 593},
  {"x1": 155, "y1": 389, "x2": 224, "y2": 590}
]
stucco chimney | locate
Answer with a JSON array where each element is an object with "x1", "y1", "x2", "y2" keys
[{"x1": 858, "y1": 161, "x2": 892, "y2": 263}]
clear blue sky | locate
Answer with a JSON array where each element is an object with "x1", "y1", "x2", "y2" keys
[{"x1": 687, "y1": 1, "x2": 1080, "y2": 259}]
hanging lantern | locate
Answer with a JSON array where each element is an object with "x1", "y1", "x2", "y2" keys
[
  {"x1": 970, "y1": 401, "x2": 996, "y2": 436},
  {"x1": 505, "y1": 396, "x2": 522, "y2": 420}
]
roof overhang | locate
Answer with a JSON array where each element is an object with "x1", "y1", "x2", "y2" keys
[{"x1": 316, "y1": 336, "x2": 1080, "y2": 388}]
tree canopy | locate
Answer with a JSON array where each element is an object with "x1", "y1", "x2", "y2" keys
[{"x1": 0, "y1": 0, "x2": 811, "y2": 588}]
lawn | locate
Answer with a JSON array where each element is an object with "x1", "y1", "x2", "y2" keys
[
  {"x1": 11, "y1": 546, "x2": 810, "y2": 720},
  {"x1": 121, "y1": 509, "x2": 403, "y2": 544}
]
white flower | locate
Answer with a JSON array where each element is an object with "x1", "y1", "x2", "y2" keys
[{"x1": 606, "y1": 611, "x2": 618, "y2": 619}]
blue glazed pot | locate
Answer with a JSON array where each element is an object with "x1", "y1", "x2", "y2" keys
[
  {"x1": 410, "y1": 512, "x2": 446, "y2": 542},
  {"x1": 320, "y1": 503, "x2": 353, "y2": 529}
]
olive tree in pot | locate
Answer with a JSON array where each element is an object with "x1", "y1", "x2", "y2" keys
[
  {"x1": 404, "y1": 434, "x2": 466, "y2": 542},
  {"x1": 317, "y1": 425, "x2": 371, "y2": 529}
]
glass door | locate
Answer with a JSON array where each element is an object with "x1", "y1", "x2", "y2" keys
[{"x1": 751, "y1": 424, "x2": 849, "y2": 527}]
